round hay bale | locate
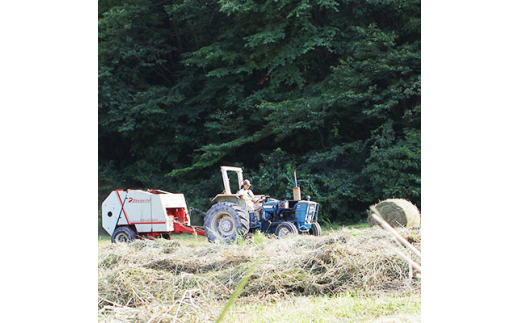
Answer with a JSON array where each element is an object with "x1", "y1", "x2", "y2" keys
[{"x1": 368, "y1": 199, "x2": 421, "y2": 228}]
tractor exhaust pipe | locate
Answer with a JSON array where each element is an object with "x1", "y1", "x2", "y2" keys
[{"x1": 293, "y1": 169, "x2": 301, "y2": 201}]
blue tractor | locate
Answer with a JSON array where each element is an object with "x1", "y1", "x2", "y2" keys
[{"x1": 203, "y1": 166, "x2": 322, "y2": 243}]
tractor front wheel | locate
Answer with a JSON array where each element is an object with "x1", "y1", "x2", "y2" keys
[
  {"x1": 204, "y1": 202, "x2": 249, "y2": 243},
  {"x1": 309, "y1": 222, "x2": 322, "y2": 236},
  {"x1": 275, "y1": 222, "x2": 298, "y2": 239},
  {"x1": 111, "y1": 227, "x2": 137, "y2": 243}
]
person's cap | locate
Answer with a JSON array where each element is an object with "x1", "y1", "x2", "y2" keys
[{"x1": 243, "y1": 179, "x2": 251, "y2": 186}]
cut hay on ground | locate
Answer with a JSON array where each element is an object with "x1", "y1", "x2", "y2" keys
[
  {"x1": 368, "y1": 199, "x2": 421, "y2": 228},
  {"x1": 98, "y1": 228, "x2": 421, "y2": 322}
]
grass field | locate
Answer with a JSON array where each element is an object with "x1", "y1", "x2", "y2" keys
[{"x1": 98, "y1": 225, "x2": 420, "y2": 322}]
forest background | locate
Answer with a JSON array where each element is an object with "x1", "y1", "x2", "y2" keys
[{"x1": 98, "y1": 0, "x2": 421, "y2": 224}]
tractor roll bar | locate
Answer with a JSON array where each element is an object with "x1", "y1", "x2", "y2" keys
[{"x1": 220, "y1": 166, "x2": 244, "y2": 194}]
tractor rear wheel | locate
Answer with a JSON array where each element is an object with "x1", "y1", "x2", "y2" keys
[
  {"x1": 309, "y1": 222, "x2": 322, "y2": 236},
  {"x1": 204, "y1": 202, "x2": 249, "y2": 243},
  {"x1": 275, "y1": 222, "x2": 298, "y2": 239},
  {"x1": 111, "y1": 226, "x2": 137, "y2": 243}
]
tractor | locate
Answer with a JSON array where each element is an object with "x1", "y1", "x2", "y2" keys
[{"x1": 203, "y1": 166, "x2": 322, "y2": 243}]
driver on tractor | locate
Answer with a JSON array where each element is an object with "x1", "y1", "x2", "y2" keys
[{"x1": 237, "y1": 179, "x2": 263, "y2": 223}]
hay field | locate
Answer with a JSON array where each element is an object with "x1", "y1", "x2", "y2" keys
[{"x1": 98, "y1": 227, "x2": 421, "y2": 322}]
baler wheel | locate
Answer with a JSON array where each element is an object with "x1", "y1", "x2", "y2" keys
[
  {"x1": 275, "y1": 222, "x2": 298, "y2": 239},
  {"x1": 111, "y1": 227, "x2": 137, "y2": 243},
  {"x1": 309, "y1": 222, "x2": 322, "y2": 236},
  {"x1": 204, "y1": 202, "x2": 249, "y2": 243}
]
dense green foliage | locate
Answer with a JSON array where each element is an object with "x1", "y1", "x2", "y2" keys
[{"x1": 99, "y1": 0, "x2": 420, "y2": 224}]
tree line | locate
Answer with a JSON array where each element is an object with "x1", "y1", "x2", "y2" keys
[{"x1": 99, "y1": 0, "x2": 421, "y2": 224}]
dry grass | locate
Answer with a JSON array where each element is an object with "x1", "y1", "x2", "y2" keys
[{"x1": 98, "y1": 227, "x2": 421, "y2": 322}]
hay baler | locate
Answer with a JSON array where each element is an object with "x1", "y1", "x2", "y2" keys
[
  {"x1": 102, "y1": 189, "x2": 205, "y2": 243},
  {"x1": 203, "y1": 166, "x2": 322, "y2": 243}
]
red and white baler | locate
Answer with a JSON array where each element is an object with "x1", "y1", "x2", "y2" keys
[{"x1": 102, "y1": 189, "x2": 205, "y2": 243}]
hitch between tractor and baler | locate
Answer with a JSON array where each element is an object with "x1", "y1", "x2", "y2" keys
[
  {"x1": 166, "y1": 207, "x2": 206, "y2": 236},
  {"x1": 171, "y1": 221, "x2": 205, "y2": 236}
]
